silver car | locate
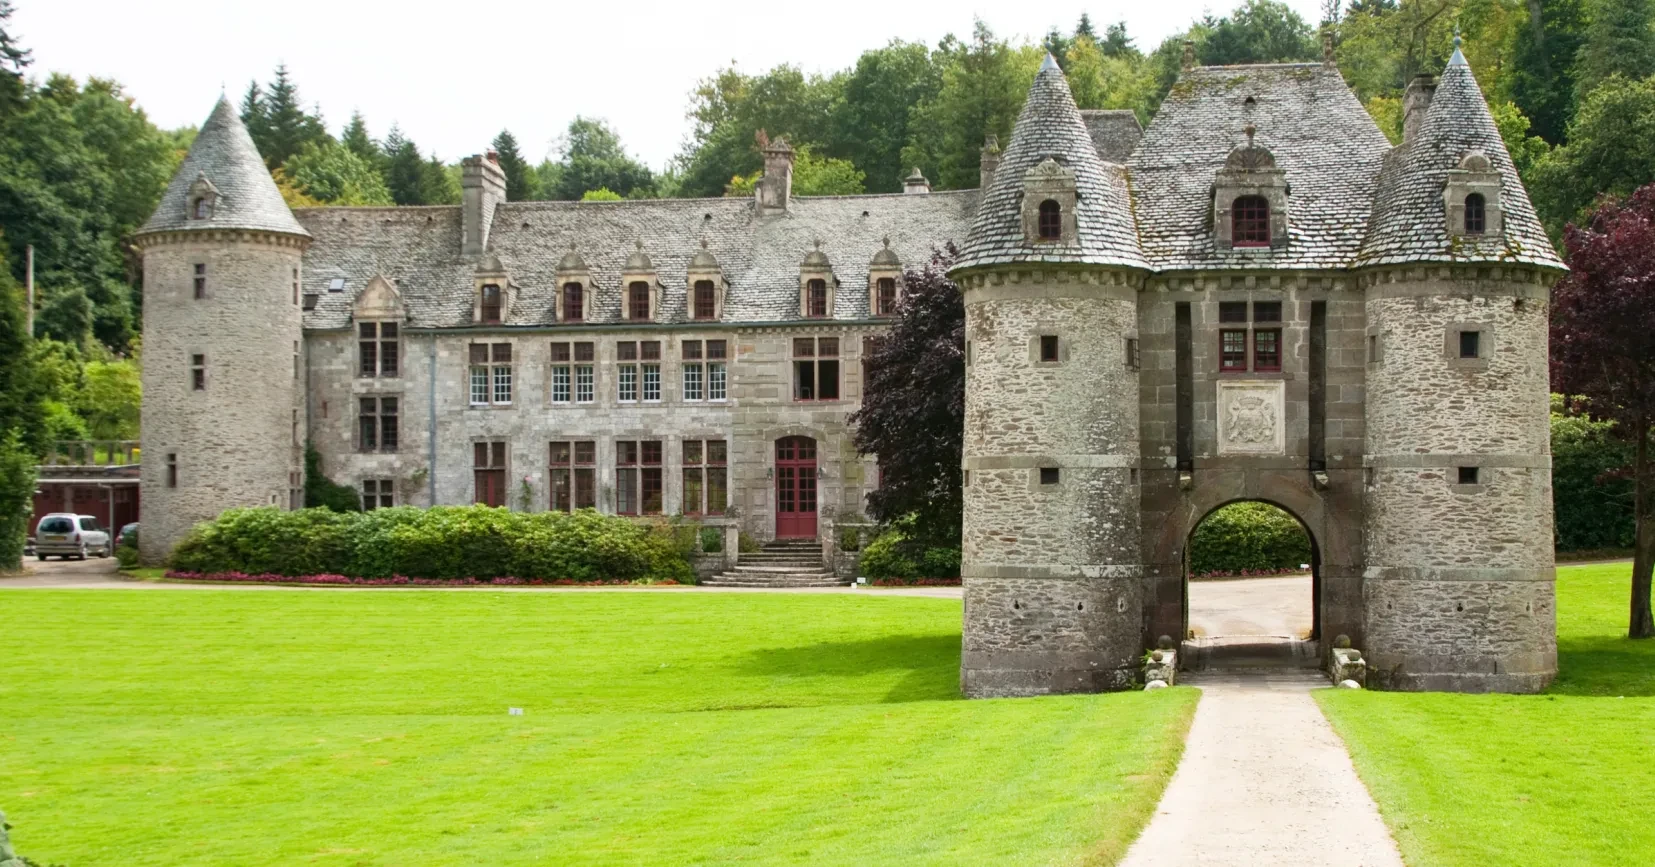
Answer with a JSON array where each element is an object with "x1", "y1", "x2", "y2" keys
[{"x1": 34, "y1": 513, "x2": 113, "y2": 560}]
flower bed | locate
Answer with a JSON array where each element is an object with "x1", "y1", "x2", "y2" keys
[{"x1": 163, "y1": 570, "x2": 682, "y2": 587}]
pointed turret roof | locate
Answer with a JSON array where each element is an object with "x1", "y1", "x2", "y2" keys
[
  {"x1": 138, "y1": 97, "x2": 308, "y2": 238},
  {"x1": 951, "y1": 57, "x2": 1146, "y2": 272},
  {"x1": 1359, "y1": 50, "x2": 1562, "y2": 268}
]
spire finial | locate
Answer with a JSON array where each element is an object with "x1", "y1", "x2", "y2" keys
[
  {"x1": 1040, "y1": 52, "x2": 1061, "y2": 74},
  {"x1": 1453, "y1": 25, "x2": 1462, "y2": 50},
  {"x1": 814, "y1": 239, "x2": 823, "y2": 251},
  {"x1": 1245, "y1": 124, "x2": 1257, "y2": 147},
  {"x1": 882, "y1": 235, "x2": 891, "y2": 249}
]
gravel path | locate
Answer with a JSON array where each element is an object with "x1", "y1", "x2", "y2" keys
[{"x1": 1120, "y1": 669, "x2": 1403, "y2": 867}]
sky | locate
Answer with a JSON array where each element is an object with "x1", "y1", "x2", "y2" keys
[{"x1": 17, "y1": 0, "x2": 1326, "y2": 170}]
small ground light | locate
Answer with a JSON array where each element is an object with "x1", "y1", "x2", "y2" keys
[{"x1": 508, "y1": 707, "x2": 524, "y2": 716}]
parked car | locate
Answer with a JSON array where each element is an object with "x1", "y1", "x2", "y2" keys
[
  {"x1": 33, "y1": 513, "x2": 113, "y2": 560},
  {"x1": 117, "y1": 522, "x2": 139, "y2": 548}
]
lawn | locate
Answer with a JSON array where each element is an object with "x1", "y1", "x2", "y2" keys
[
  {"x1": 0, "y1": 590, "x2": 1196, "y2": 866},
  {"x1": 1319, "y1": 563, "x2": 1655, "y2": 866}
]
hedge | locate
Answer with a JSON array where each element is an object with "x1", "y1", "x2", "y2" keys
[
  {"x1": 860, "y1": 528, "x2": 961, "y2": 580},
  {"x1": 169, "y1": 505, "x2": 694, "y2": 583},
  {"x1": 1551, "y1": 409, "x2": 1635, "y2": 551},
  {"x1": 1188, "y1": 502, "x2": 1311, "y2": 576}
]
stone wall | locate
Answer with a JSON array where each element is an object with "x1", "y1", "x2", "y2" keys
[
  {"x1": 305, "y1": 321, "x2": 882, "y2": 541},
  {"x1": 138, "y1": 231, "x2": 305, "y2": 563},
  {"x1": 1360, "y1": 267, "x2": 1557, "y2": 692},
  {"x1": 958, "y1": 268, "x2": 1144, "y2": 696}
]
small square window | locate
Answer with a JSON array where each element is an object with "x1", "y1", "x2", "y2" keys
[
  {"x1": 1218, "y1": 301, "x2": 1248, "y2": 323},
  {"x1": 302, "y1": 294, "x2": 318, "y2": 311},
  {"x1": 1039, "y1": 335, "x2": 1059, "y2": 363},
  {"x1": 328, "y1": 277, "x2": 346, "y2": 292},
  {"x1": 1458, "y1": 466, "x2": 1479, "y2": 485},
  {"x1": 1459, "y1": 330, "x2": 1481, "y2": 359},
  {"x1": 1039, "y1": 467, "x2": 1060, "y2": 485},
  {"x1": 1253, "y1": 301, "x2": 1282, "y2": 323}
]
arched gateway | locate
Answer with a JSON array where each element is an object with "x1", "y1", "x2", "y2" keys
[{"x1": 953, "y1": 50, "x2": 1561, "y2": 696}]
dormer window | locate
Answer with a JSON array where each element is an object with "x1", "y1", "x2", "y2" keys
[
  {"x1": 628, "y1": 282, "x2": 651, "y2": 321},
  {"x1": 1445, "y1": 150, "x2": 1502, "y2": 238},
  {"x1": 867, "y1": 236, "x2": 903, "y2": 318},
  {"x1": 1232, "y1": 196, "x2": 1271, "y2": 246},
  {"x1": 693, "y1": 281, "x2": 717, "y2": 320},
  {"x1": 876, "y1": 278, "x2": 897, "y2": 316},
  {"x1": 806, "y1": 279, "x2": 828, "y2": 318},
  {"x1": 1464, "y1": 193, "x2": 1486, "y2": 234},
  {"x1": 1021, "y1": 158, "x2": 1077, "y2": 245},
  {"x1": 479, "y1": 284, "x2": 503, "y2": 324},
  {"x1": 185, "y1": 172, "x2": 218, "y2": 221},
  {"x1": 192, "y1": 198, "x2": 211, "y2": 220},
  {"x1": 1037, "y1": 200, "x2": 1062, "y2": 240},
  {"x1": 563, "y1": 282, "x2": 584, "y2": 322}
]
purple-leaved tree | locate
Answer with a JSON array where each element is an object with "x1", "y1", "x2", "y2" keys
[
  {"x1": 849, "y1": 246, "x2": 964, "y2": 549},
  {"x1": 1552, "y1": 183, "x2": 1655, "y2": 638}
]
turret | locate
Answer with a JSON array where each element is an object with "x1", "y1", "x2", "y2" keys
[
  {"x1": 132, "y1": 97, "x2": 311, "y2": 564},
  {"x1": 1356, "y1": 42, "x2": 1565, "y2": 691},
  {"x1": 950, "y1": 54, "x2": 1151, "y2": 696}
]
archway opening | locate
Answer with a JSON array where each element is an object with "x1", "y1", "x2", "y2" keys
[{"x1": 1182, "y1": 500, "x2": 1319, "y2": 668}]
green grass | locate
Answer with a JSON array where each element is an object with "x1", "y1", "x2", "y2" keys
[
  {"x1": 0, "y1": 591, "x2": 1196, "y2": 866},
  {"x1": 1319, "y1": 563, "x2": 1655, "y2": 866}
]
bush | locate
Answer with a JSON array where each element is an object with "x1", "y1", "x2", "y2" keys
[
  {"x1": 1551, "y1": 408, "x2": 1635, "y2": 551},
  {"x1": 860, "y1": 527, "x2": 960, "y2": 580},
  {"x1": 114, "y1": 541, "x2": 139, "y2": 568},
  {"x1": 1188, "y1": 502, "x2": 1311, "y2": 576},
  {"x1": 0, "y1": 431, "x2": 35, "y2": 571},
  {"x1": 303, "y1": 443, "x2": 362, "y2": 512},
  {"x1": 169, "y1": 505, "x2": 693, "y2": 584},
  {"x1": 699, "y1": 526, "x2": 722, "y2": 553}
]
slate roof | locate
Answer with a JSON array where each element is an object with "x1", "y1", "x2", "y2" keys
[
  {"x1": 1128, "y1": 63, "x2": 1392, "y2": 271},
  {"x1": 296, "y1": 192, "x2": 978, "y2": 330},
  {"x1": 137, "y1": 98, "x2": 309, "y2": 238},
  {"x1": 1079, "y1": 110, "x2": 1143, "y2": 164},
  {"x1": 1358, "y1": 50, "x2": 1565, "y2": 269},
  {"x1": 952, "y1": 55, "x2": 1149, "y2": 272}
]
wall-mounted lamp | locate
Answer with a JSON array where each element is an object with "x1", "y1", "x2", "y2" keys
[{"x1": 766, "y1": 467, "x2": 774, "y2": 480}]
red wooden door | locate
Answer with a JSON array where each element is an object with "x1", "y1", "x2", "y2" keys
[{"x1": 775, "y1": 436, "x2": 818, "y2": 538}]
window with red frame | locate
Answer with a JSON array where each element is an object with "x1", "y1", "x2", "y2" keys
[
  {"x1": 613, "y1": 440, "x2": 662, "y2": 515},
  {"x1": 693, "y1": 280, "x2": 717, "y2": 320},
  {"x1": 1253, "y1": 328, "x2": 1282, "y2": 371},
  {"x1": 806, "y1": 279, "x2": 828, "y2": 317},
  {"x1": 628, "y1": 281, "x2": 651, "y2": 320},
  {"x1": 682, "y1": 439, "x2": 727, "y2": 515},
  {"x1": 1232, "y1": 196, "x2": 1270, "y2": 246},
  {"x1": 1037, "y1": 199, "x2": 1062, "y2": 240},
  {"x1": 562, "y1": 282, "x2": 583, "y2": 321},
  {"x1": 876, "y1": 277, "x2": 897, "y2": 316},
  {"x1": 1220, "y1": 329, "x2": 1248, "y2": 371}
]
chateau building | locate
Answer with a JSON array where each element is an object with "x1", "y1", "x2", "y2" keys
[{"x1": 139, "y1": 39, "x2": 1561, "y2": 695}]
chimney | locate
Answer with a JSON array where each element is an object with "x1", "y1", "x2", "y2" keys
[
  {"x1": 980, "y1": 135, "x2": 1001, "y2": 189},
  {"x1": 1322, "y1": 30, "x2": 1335, "y2": 67},
  {"x1": 903, "y1": 167, "x2": 931, "y2": 194},
  {"x1": 757, "y1": 131, "x2": 794, "y2": 215},
  {"x1": 461, "y1": 153, "x2": 507, "y2": 257},
  {"x1": 1182, "y1": 40, "x2": 1196, "y2": 71},
  {"x1": 1402, "y1": 73, "x2": 1436, "y2": 146}
]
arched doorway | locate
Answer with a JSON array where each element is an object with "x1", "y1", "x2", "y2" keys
[
  {"x1": 1181, "y1": 499, "x2": 1321, "y2": 668},
  {"x1": 775, "y1": 436, "x2": 818, "y2": 538}
]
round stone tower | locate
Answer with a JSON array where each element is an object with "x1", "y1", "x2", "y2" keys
[
  {"x1": 950, "y1": 56, "x2": 1151, "y2": 697},
  {"x1": 134, "y1": 98, "x2": 311, "y2": 563},
  {"x1": 1356, "y1": 47, "x2": 1563, "y2": 691}
]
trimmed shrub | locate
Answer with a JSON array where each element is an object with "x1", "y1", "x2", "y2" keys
[
  {"x1": 1551, "y1": 409, "x2": 1634, "y2": 551},
  {"x1": 699, "y1": 526, "x2": 722, "y2": 553},
  {"x1": 1188, "y1": 502, "x2": 1311, "y2": 576},
  {"x1": 860, "y1": 527, "x2": 960, "y2": 580},
  {"x1": 169, "y1": 505, "x2": 693, "y2": 584},
  {"x1": 0, "y1": 431, "x2": 35, "y2": 571}
]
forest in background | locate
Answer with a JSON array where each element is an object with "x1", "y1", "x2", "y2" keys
[{"x1": 4, "y1": 0, "x2": 1655, "y2": 453}]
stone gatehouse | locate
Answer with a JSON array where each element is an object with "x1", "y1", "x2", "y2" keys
[{"x1": 138, "y1": 39, "x2": 1560, "y2": 695}]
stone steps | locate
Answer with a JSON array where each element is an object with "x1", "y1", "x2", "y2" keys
[
  {"x1": 703, "y1": 574, "x2": 849, "y2": 588},
  {"x1": 701, "y1": 540, "x2": 845, "y2": 587}
]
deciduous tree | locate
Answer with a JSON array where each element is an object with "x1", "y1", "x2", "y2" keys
[
  {"x1": 850, "y1": 248, "x2": 964, "y2": 549},
  {"x1": 282, "y1": 141, "x2": 393, "y2": 205},
  {"x1": 1574, "y1": 0, "x2": 1655, "y2": 99},
  {"x1": 1551, "y1": 182, "x2": 1655, "y2": 638}
]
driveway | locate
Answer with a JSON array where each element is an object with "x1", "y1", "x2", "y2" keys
[{"x1": 1187, "y1": 573, "x2": 1312, "y2": 638}]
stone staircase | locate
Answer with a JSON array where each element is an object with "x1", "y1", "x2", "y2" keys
[{"x1": 702, "y1": 539, "x2": 848, "y2": 588}]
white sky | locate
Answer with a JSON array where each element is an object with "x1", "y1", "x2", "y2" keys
[{"x1": 19, "y1": 1, "x2": 1324, "y2": 170}]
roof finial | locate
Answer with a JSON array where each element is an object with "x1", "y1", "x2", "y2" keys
[
  {"x1": 635, "y1": 240, "x2": 644, "y2": 252},
  {"x1": 700, "y1": 237, "x2": 709, "y2": 249},
  {"x1": 1448, "y1": 25, "x2": 1468, "y2": 66},
  {"x1": 1245, "y1": 124, "x2": 1257, "y2": 148},
  {"x1": 814, "y1": 239, "x2": 823, "y2": 251},
  {"x1": 1453, "y1": 25, "x2": 1462, "y2": 51},
  {"x1": 882, "y1": 235, "x2": 891, "y2": 249}
]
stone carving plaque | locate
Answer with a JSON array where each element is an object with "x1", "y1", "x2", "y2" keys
[{"x1": 1216, "y1": 380, "x2": 1285, "y2": 455}]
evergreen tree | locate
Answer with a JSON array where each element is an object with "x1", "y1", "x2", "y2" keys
[
  {"x1": 491, "y1": 129, "x2": 534, "y2": 201},
  {"x1": 901, "y1": 21, "x2": 1042, "y2": 190},
  {"x1": 254, "y1": 64, "x2": 330, "y2": 169},
  {"x1": 421, "y1": 154, "x2": 459, "y2": 205},
  {"x1": 1102, "y1": 21, "x2": 1138, "y2": 57},
  {"x1": 547, "y1": 117, "x2": 655, "y2": 200},
  {"x1": 1574, "y1": 0, "x2": 1655, "y2": 99},
  {"x1": 382, "y1": 125, "x2": 427, "y2": 205},
  {"x1": 340, "y1": 110, "x2": 380, "y2": 165},
  {"x1": 239, "y1": 81, "x2": 269, "y2": 158},
  {"x1": 0, "y1": 0, "x2": 31, "y2": 112},
  {"x1": 1075, "y1": 13, "x2": 1098, "y2": 41}
]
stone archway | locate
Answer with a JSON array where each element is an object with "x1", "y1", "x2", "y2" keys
[{"x1": 1179, "y1": 498, "x2": 1320, "y2": 667}]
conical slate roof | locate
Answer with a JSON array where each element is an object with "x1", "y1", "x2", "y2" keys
[
  {"x1": 1359, "y1": 49, "x2": 1563, "y2": 268},
  {"x1": 138, "y1": 97, "x2": 308, "y2": 238},
  {"x1": 952, "y1": 54, "x2": 1146, "y2": 272}
]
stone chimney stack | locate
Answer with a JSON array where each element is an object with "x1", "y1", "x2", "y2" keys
[
  {"x1": 903, "y1": 167, "x2": 931, "y2": 194},
  {"x1": 1182, "y1": 40, "x2": 1196, "y2": 71},
  {"x1": 1402, "y1": 73, "x2": 1436, "y2": 147},
  {"x1": 980, "y1": 135, "x2": 1001, "y2": 189},
  {"x1": 461, "y1": 152, "x2": 508, "y2": 257},
  {"x1": 757, "y1": 132, "x2": 794, "y2": 215}
]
